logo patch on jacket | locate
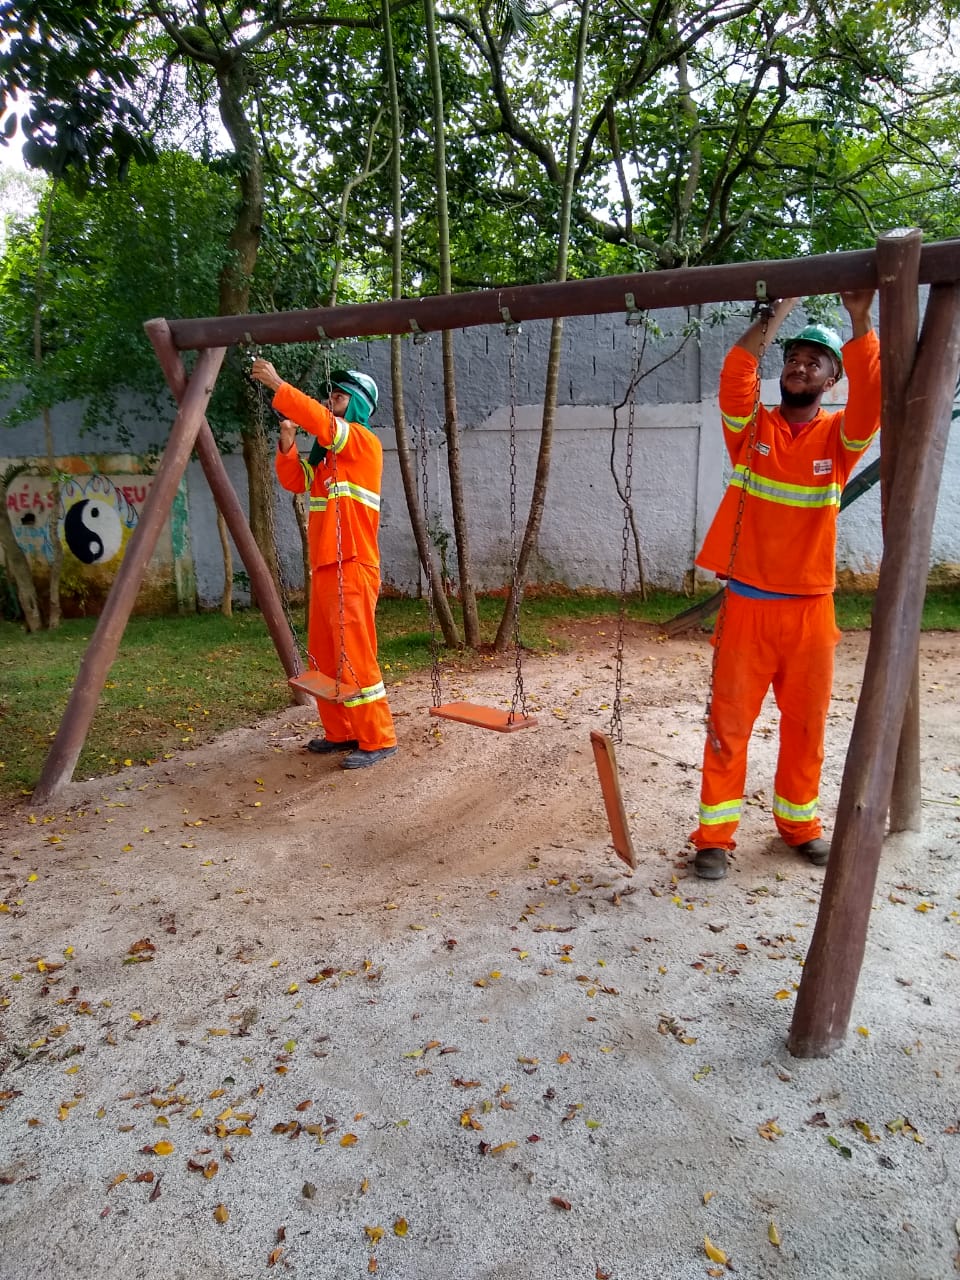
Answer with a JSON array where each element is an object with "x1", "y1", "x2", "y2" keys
[
  {"x1": 813, "y1": 458, "x2": 832, "y2": 475},
  {"x1": 755, "y1": 442, "x2": 770, "y2": 456}
]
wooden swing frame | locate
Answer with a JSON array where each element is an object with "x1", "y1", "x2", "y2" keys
[{"x1": 31, "y1": 234, "x2": 960, "y2": 1059}]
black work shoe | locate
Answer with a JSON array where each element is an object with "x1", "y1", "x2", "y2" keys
[
  {"x1": 307, "y1": 737, "x2": 359, "y2": 755},
  {"x1": 693, "y1": 847, "x2": 728, "y2": 880},
  {"x1": 794, "y1": 837, "x2": 830, "y2": 866},
  {"x1": 341, "y1": 745, "x2": 399, "y2": 770}
]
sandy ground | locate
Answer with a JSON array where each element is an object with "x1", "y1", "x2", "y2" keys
[{"x1": 0, "y1": 625, "x2": 958, "y2": 1280}]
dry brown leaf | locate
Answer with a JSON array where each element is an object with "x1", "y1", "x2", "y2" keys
[{"x1": 213, "y1": 1204, "x2": 229, "y2": 1224}]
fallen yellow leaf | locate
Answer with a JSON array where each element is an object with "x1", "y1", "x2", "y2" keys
[
  {"x1": 340, "y1": 1133, "x2": 358, "y2": 1147},
  {"x1": 364, "y1": 1226, "x2": 384, "y2": 1244},
  {"x1": 768, "y1": 1220, "x2": 782, "y2": 1247},
  {"x1": 152, "y1": 1140, "x2": 174, "y2": 1156},
  {"x1": 213, "y1": 1204, "x2": 229, "y2": 1224},
  {"x1": 393, "y1": 1218, "x2": 409, "y2": 1237},
  {"x1": 704, "y1": 1237, "x2": 728, "y2": 1265}
]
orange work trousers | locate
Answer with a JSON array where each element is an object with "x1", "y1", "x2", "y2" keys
[
  {"x1": 690, "y1": 591, "x2": 839, "y2": 852},
  {"x1": 306, "y1": 560, "x2": 396, "y2": 752}
]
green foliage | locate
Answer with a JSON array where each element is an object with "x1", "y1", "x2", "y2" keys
[
  {"x1": 0, "y1": 152, "x2": 235, "y2": 445},
  {"x1": 0, "y1": 0, "x2": 155, "y2": 185}
]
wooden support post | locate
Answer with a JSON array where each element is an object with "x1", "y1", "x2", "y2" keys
[
  {"x1": 877, "y1": 229, "x2": 924, "y2": 833},
  {"x1": 143, "y1": 320, "x2": 303, "y2": 691},
  {"x1": 788, "y1": 283, "x2": 960, "y2": 1058},
  {"x1": 32, "y1": 347, "x2": 226, "y2": 806}
]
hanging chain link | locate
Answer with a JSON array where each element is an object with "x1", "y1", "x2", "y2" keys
[
  {"x1": 506, "y1": 320, "x2": 528, "y2": 723},
  {"x1": 610, "y1": 314, "x2": 642, "y2": 744},
  {"x1": 703, "y1": 303, "x2": 773, "y2": 751},
  {"x1": 415, "y1": 334, "x2": 443, "y2": 708}
]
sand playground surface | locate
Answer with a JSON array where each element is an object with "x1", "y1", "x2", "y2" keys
[{"x1": 0, "y1": 626, "x2": 958, "y2": 1280}]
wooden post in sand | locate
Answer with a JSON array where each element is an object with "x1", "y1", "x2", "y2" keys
[{"x1": 788, "y1": 280, "x2": 960, "y2": 1057}]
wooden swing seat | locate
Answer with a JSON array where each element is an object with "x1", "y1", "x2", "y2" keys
[
  {"x1": 590, "y1": 730, "x2": 637, "y2": 868},
  {"x1": 429, "y1": 702, "x2": 538, "y2": 732},
  {"x1": 288, "y1": 670, "x2": 361, "y2": 704}
]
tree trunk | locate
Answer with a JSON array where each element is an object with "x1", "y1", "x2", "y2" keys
[
  {"x1": 214, "y1": 56, "x2": 276, "y2": 596},
  {"x1": 495, "y1": 0, "x2": 592, "y2": 650},
  {"x1": 423, "y1": 0, "x2": 480, "y2": 647},
  {"x1": 383, "y1": 0, "x2": 459, "y2": 648},
  {"x1": 34, "y1": 179, "x2": 61, "y2": 629},
  {"x1": 293, "y1": 490, "x2": 311, "y2": 633},
  {"x1": 217, "y1": 509, "x2": 233, "y2": 617},
  {"x1": 41, "y1": 409, "x2": 62, "y2": 630},
  {"x1": 0, "y1": 468, "x2": 43, "y2": 632}
]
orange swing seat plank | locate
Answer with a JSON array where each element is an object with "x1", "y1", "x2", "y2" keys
[
  {"x1": 590, "y1": 730, "x2": 637, "y2": 868},
  {"x1": 288, "y1": 670, "x2": 361, "y2": 704},
  {"x1": 430, "y1": 702, "x2": 538, "y2": 732}
]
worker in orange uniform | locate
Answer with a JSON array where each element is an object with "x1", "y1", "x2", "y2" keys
[
  {"x1": 250, "y1": 358, "x2": 398, "y2": 770},
  {"x1": 690, "y1": 292, "x2": 880, "y2": 879}
]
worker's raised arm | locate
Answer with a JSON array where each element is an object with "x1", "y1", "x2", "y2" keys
[{"x1": 734, "y1": 297, "x2": 800, "y2": 359}]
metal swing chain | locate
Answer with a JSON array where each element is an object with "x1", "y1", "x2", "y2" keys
[
  {"x1": 415, "y1": 334, "x2": 443, "y2": 708},
  {"x1": 506, "y1": 320, "x2": 528, "y2": 722},
  {"x1": 703, "y1": 297, "x2": 773, "y2": 752},
  {"x1": 610, "y1": 314, "x2": 642, "y2": 744}
]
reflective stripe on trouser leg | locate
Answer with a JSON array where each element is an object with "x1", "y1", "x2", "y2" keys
[
  {"x1": 771, "y1": 593, "x2": 839, "y2": 845},
  {"x1": 308, "y1": 561, "x2": 396, "y2": 752},
  {"x1": 690, "y1": 593, "x2": 775, "y2": 852}
]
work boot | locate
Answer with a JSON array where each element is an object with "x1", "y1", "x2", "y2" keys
[
  {"x1": 693, "y1": 847, "x2": 728, "y2": 880},
  {"x1": 794, "y1": 837, "x2": 830, "y2": 866},
  {"x1": 307, "y1": 737, "x2": 359, "y2": 754},
  {"x1": 341, "y1": 745, "x2": 399, "y2": 770}
]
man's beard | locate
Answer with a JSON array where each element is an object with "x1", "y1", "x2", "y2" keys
[{"x1": 780, "y1": 379, "x2": 820, "y2": 409}]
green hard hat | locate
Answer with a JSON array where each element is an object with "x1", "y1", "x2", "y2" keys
[
  {"x1": 327, "y1": 369, "x2": 379, "y2": 416},
  {"x1": 783, "y1": 324, "x2": 843, "y2": 377}
]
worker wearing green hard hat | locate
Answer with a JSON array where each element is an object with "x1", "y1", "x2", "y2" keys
[{"x1": 782, "y1": 322, "x2": 844, "y2": 384}]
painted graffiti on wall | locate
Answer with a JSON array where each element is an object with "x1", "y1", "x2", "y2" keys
[
  {"x1": 2, "y1": 457, "x2": 195, "y2": 615},
  {"x1": 6, "y1": 468, "x2": 146, "y2": 565}
]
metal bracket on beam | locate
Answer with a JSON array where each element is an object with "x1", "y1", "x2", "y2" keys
[
  {"x1": 624, "y1": 292, "x2": 644, "y2": 326},
  {"x1": 410, "y1": 319, "x2": 429, "y2": 345},
  {"x1": 501, "y1": 306, "x2": 521, "y2": 335},
  {"x1": 751, "y1": 279, "x2": 776, "y2": 321},
  {"x1": 316, "y1": 326, "x2": 336, "y2": 350}
]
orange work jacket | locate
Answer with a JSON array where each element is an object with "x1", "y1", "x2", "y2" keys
[
  {"x1": 696, "y1": 331, "x2": 881, "y2": 595},
  {"x1": 272, "y1": 382, "x2": 383, "y2": 571}
]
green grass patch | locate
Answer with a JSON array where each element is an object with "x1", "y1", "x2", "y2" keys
[{"x1": 2, "y1": 586, "x2": 958, "y2": 804}]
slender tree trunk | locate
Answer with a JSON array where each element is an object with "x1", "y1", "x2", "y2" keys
[
  {"x1": 495, "y1": 0, "x2": 592, "y2": 650},
  {"x1": 34, "y1": 179, "x2": 62, "y2": 628},
  {"x1": 423, "y1": 0, "x2": 480, "y2": 647},
  {"x1": 293, "y1": 491, "x2": 311, "y2": 627},
  {"x1": 215, "y1": 56, "x2": 276, "y2": 604},
  {"x1": 383, "y1": 0, "x2": 459, "y2": 647},
  {"x1": 216, "y1": 509, "x2": 233, "y2": 616},
  {"x1": 0, "y1": 467, "x2": 43, "y2": 631}
]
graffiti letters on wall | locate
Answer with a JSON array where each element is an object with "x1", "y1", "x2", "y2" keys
[{"x1": 2, "y1": 457, "x2": 190, "y2": 615}]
